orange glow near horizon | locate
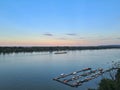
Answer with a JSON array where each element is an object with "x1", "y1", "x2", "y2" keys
[
  {"x1": 0, "y1": 36, "x2": 120, "y2": 46},
  {"x1": 0, "y1": 38, "x2": 90, "y2": 46}
]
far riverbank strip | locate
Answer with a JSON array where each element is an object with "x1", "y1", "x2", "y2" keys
[{"x1": 0, "y1": 45, "x2": 120, "y2": 54}]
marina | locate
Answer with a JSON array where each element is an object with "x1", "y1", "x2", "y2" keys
[{"x1": 53, "y1": 67, "x2": 118, "y2": 87}]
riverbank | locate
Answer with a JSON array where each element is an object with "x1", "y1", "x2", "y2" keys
[{"x1": 0, "y1": 45, "x2": 120, "y2": 54}]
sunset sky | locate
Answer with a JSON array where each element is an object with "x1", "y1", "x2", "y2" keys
[{"x1": 0, "y1": 0, "x2": 120, "y2": 46}]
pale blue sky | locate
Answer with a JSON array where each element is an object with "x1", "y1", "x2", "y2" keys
[{"x1": 0, "y1": 0, "x2": 120, "y2": 46}]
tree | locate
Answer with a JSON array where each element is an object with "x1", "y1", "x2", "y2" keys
[{"x1": 97, "y1": 68, "x2": 120, "y2": 90}]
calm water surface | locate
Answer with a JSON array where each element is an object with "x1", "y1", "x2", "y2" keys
[{"x1": 0, "y1": 49, "x2": 120, "y2": 90}]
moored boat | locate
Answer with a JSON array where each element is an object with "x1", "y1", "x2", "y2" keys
[{"x1": 54, "y1": 51, "x2": 67, "y2": 54}]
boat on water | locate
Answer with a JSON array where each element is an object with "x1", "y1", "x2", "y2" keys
[{"x1": 54, "y1": 51, "x2": 67, "y2": 54}]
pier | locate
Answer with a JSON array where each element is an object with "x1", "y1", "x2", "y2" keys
[{"x1": 53, "y1": 67, "x2": 118, "y2": 87}]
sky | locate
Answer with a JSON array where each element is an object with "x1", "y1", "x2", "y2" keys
[{"x1": 0, "y1": 0, "x2": 120, "y2": 46}]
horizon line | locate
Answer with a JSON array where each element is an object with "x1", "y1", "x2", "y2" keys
[{"x1": 0, "y1": 44, "x2": 120, "y2": 47}]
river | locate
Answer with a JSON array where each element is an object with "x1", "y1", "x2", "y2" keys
[{"x1": 0, "y1": 49, "x2": 120, "y2": 90}]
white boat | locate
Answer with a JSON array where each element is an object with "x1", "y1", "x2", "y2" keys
[{"x1": 54, "y1": 51, "x2": 67, "y2": 54}]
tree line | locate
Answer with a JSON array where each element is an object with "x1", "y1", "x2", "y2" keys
[{"x1": 0, "y1": 45, "x2": 120, "y2": 54}]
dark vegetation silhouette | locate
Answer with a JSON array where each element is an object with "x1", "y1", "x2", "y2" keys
[
  {"x1": 96, "y1": 69, "x2": 120, "y2": 90},
  {"x1": 0, "y1": 45, "x2": 120, "y2": 54}
]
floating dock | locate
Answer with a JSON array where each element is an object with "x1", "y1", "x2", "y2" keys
[{"x1": 53, "y1": 67, "x2": 118, "y2": 87}]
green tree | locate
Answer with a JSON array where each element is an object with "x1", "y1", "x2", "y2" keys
[
  {"x1": 98, "y1": 79, "x2": 116, "y2": 90},
  {"x1": 115, "y1": 69, "x2": 120, "y2": 90},
  {"x1": 97, "y1": 69, "x2": 120, "y2": 90}
]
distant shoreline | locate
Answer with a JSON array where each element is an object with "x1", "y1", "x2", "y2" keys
[{"x1": 0, "y1": 45, "x2": 120, "y2": 54}]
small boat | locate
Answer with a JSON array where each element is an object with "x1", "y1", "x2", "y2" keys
[
  {"x1": 72, "y1": 72, "x2": 77, "y2": 75},
  {"x1": 54, "y1": 51, "x2": 67, "y2": 54},
  {"x1": 60, "y1": 73, "x2": 65, "y2": 76}
]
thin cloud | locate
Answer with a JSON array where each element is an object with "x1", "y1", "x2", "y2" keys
[
  {"x1": 79, "y1": 37, "x2": 85, "y2": 39},
  {"x1": 43, "y1": 33, "x2": 53, "y2": 36},
  {"x1": 99, "y1": 37, "x2": 120, "y2": 40},
  {"x1": 116, "y1": 37, "x2": 120, "y2": 39},
  {"x1": 57, "y1": 37, "x2": 68, "y2": 40},
  {"x1": 66, "y1": 33, "x2": 77, "y2": 36}
]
